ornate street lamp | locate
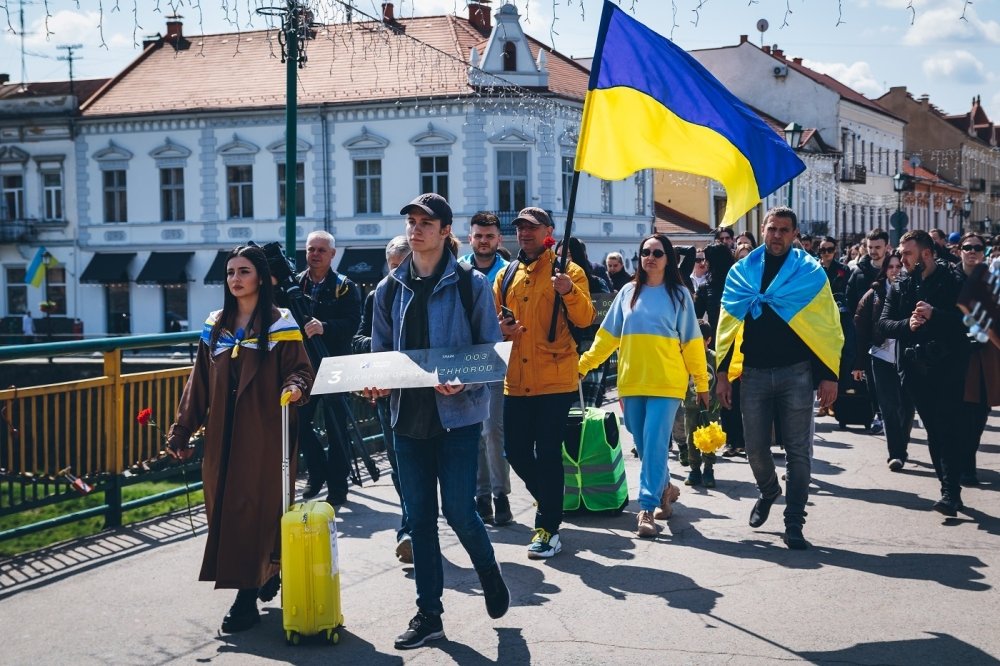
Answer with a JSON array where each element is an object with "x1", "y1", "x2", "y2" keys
[
  {"x1": 783, "y1": 122, "x2": 803, "y2": 208},
  {"x1": 946, "y1": 195, "x2": 973, "y2": 231},
  {"x1": 891, "y1": 171, "x2": 910, "y2": 245}
]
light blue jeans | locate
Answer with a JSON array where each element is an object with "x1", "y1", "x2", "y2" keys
[{"x1": 623, "y1": 396, "x2": 681, "y2": 512}]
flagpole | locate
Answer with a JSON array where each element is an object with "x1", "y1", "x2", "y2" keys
[{"x1": 547, "y1": 170, "x2": 582, "y2": 343}]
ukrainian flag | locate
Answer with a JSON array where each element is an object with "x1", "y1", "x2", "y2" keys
[
  {"x1": 716, "y1": 246, "x2": 843, "y2": 380},
  {"x1": 26, "y1": 248, "x2": 54, "y2": 288},
  {"x1": 575, "y1": 2, "x2": 806, "y2": 225}
]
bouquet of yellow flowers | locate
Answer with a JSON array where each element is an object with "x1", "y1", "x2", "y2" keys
[{"x1": 692, "y1": 417, "x2": 727, "y2": 454}]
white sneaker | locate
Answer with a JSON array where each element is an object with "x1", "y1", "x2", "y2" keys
[{"x1": 527, "y1": 528, "x2": 562, "y2": 559}]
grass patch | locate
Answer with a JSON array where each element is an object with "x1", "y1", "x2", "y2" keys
[{"x1": 0, "y1": 480, "x2": 204, "y2": 557}]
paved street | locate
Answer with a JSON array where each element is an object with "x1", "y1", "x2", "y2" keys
[{"x1": 2, "y1": 399, "x2": 999, "y2": 665}]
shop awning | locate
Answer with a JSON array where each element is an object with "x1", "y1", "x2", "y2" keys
[
  {"x1": 203, "y1": 251, "x2": 230, "y2": 285},
  {"x1": 79, "y1": 253, "x2": 136, "y2": 284},
  {"x1": 136, "y1": 252, "x2": 193, "y2": 285},
  {"x1": 337, "y1": 247, "x2": 386, "y2": 285}
]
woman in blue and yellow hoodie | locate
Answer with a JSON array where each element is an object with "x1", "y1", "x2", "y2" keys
[{"x1": 579, "y1": 234, "x2": 709, "y2": 538}]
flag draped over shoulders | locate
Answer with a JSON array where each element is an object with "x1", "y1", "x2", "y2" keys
[
  {"x1": 716, "y1": 246, "x2": 842, "y2": 380},
  {"x1": 574, "y1": 2, "x2": 805, "y2": 225},
  {"x1": 200, "y1": 308, "x2": 302, "y2": 357}
]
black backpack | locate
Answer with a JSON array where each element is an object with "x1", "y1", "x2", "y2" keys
[{"x1": 380, "y1": 260, "x2": 476, "y2": 332}]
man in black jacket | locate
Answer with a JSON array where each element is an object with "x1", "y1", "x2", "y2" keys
[
  {"x1": 877, "y1": 230, "x2": 969, "y2": 516},
  {"x1": 298, "y1": 230, "x2": 362, "y2": 504},
  {"x1": 846, "y1": 228, "x2": 889, "y2": 432}
]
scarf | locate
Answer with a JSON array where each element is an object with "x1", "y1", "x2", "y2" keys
[{"x1": 200, "y1": 308, "x2": 303, "y2": 357}]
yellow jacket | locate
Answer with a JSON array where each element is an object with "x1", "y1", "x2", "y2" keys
[{"x1": 494, "y1": 249, "x2": 595, "y2": 396}]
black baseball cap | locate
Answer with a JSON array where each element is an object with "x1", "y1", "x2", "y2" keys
[{"x1": 400, "y1": 193, "x2": 453, "y2": 227}]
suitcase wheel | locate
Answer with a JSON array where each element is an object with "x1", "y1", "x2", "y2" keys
[
  {"x1": 326, "y1": 629, "x2": 340, "y2": 645},
  {"x1": 285, "y1": 631, "x2": 300, "y2": 646}
]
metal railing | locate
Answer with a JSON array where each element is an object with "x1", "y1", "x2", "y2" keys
[{"x1": 0, "y1": 333, "x2": 383, "y2": 543}]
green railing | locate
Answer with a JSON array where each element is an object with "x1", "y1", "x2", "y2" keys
[{"x1": 0, "y1": 332, "x2": 382, "y2": 543}]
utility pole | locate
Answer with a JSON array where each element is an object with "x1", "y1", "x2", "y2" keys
[{"x1": 57, "y1": 44, "x2": 84, "y2": 98}]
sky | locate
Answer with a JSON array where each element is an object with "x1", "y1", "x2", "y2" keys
[{"x1": 2, "y1": 0, "x2": 998, "y2": 117}]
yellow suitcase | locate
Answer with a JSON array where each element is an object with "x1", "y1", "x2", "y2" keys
[{"x1": 279, "y1": 406, "x2": 344, "y2": 646}]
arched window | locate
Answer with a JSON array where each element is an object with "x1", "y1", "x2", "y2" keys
[{"x1": 502, "y1": 42, "x2": 516, "y2": 72}]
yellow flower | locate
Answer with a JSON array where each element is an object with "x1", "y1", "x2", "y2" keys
[{"x1": 693, "y1": 420, "x2": 727, "y2": 454}]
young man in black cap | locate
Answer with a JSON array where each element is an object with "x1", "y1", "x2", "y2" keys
[
  {"x1": 367, "y1": 193, "x2": 509, "y2": 649},
  {"x1": 495, "y1": 206, "x2": 595, "y2": 558}
]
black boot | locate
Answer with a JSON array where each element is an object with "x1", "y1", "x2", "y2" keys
[
  {"x1": 258, "y1": 574, "x2": 280, "y2": 602},
  {"x1": 477, "y1": 562, "x2": 510, "y2": 619},
  {"x1": 221, "y1": 588, "x2": 261, "y2": 633}
]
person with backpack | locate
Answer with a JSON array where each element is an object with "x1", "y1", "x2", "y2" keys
[
  {"x1": 366, "y1": 193, "x2": 509, "y2": 649},
  {"x1": 579, "y1": 234, "x2": 709, "y2": 538},
  {"x1": 496, "y1": 207, "x2": 595, "y2": 558}
]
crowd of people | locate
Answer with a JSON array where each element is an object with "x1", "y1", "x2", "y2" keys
[{"x1": 166, "y1": 195, "x2": 993, "y2": 648}]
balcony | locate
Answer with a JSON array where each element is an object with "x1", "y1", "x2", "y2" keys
[
  {"x1": 840, "y1": 164, "x2": 867, "y2": 184},
  {"x1": 0, "y1": 220, "x2": 31, "y2": 243}
]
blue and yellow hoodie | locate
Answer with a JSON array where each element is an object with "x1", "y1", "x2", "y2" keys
[{"x1": 579, "y1": 282, "x2": 709, "y2": 398}]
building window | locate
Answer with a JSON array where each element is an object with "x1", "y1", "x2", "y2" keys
[
  {"x1": 561, "y1": 156, "x2": 574, "y2": 211},
  {"x1": 601, "y1": 180, "x2": 613, "y2": 214},
  {"x1": 42, "y1": 171, "x2": 63, "y2": 220},
  {"x1": 497, "y1": 150, "x2": 527, "y2": 212},
  {"x1": 227, "y1": 165, "x2": 254, "y2": 219},
  {"x1": 502, "y1": 42, "x2": 517, "y2": 71},
  {"x1": 419, "y1": 156, "x2": 449, "y2": 201},
  {"x1": 103, "y1": 169, "x2": 127, "y2": 223},
  {"x1": 2, "y1": 174, "x2": 24, "y2": 221},
  {"x1": 635, "y1": 172, "x2": 646, "y2": 215},
  {"x1": 105, "y1": 284, "x2": 131, "y2": 335},
  {"x1": 5, "y1": 266, "x2": 27, "y2": 314},
  {"x1": 278, "y1": 162, "x2": 305, "y2": 217},
  {"x1": 160, "y1": 167, "x2": 185, "y2": 222},
  {"x1": 45, "y1": 265, "x2": 67, "y2": 315},
  {"x1": 163, "y1": 283, "x2": 189, "y2": 332},
  {"x1": 354, "y1": 159, "x2": 382, "y2": 215}
]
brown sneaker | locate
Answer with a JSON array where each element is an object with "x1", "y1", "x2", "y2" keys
[
  {"x1": 636, "y1": 510, "x2": 658, "y2": 538},
  {"x1": 653, "y1": 483, "x2": 680, "y2": 520}
]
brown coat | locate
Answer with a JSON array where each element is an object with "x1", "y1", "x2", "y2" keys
[
  {"x1": 965, "y1": 341, "x2": 1000, "y2": 406},
  {"x1": 168, "y1": 307, "x2": 313, "y2": 590}
]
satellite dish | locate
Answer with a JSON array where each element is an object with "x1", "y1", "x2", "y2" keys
[{"x1": 756, "y1": 19, "x2": 769, "y2": 34}]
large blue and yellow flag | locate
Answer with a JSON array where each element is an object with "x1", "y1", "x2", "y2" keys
[
  {"x1": 716, "y1": 246, "x2": 843, "y2": 380},
  {"x1": 26, "y1": 247, "x2": 56, "y2": 288},
  {"x1": 575, "y1": 2, "x2": 805, "y2": 225}
]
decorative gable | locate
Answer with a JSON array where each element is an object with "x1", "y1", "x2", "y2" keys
[
  {"x1": 488, "y1": 127, "x2": 535, "y2": 146},
  {"x1": 267, "y1": 137, "x2": 313, "y2": 161},
  {"x1": 0, "y1": 145, "x2": 29, "y2": 165},
  {"x1": 149, "y1": 138, "x2": 192, "y2": 168},
  {"x1": 409, "y1": 123, "x2": 457, "y2": 155},
  {"x1": 217, "y1": 134, "x2": 260, "y2": 165},
  {"x1": 470, "y1": 3, "x2": 549, "y2": 89},
  {"x1": 343, "y1": 127, "x2": 390, "y2": 160},
  {"x1": 93, "y1": 140, "x2": 133, "y2": 170}
]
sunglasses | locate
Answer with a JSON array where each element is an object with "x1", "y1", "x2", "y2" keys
[
  {"x1": 695, "y1": 257, "x2": 705, "y2": 263},
  {"x1": 962, "y1": 244, "x2": 985, "y2": 252},
  {"x1": 819, "y1": 247, "x2": 836, "y2": 254},
  {"x1": 641, "y1": 248, "x2": 666, "y2": 258}
]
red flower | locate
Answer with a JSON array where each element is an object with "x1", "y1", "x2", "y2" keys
[
  {"x1": 543, "y1": 236, "x2": 557, "y2": 249},
  {"x1": 136, "y1": 408, "x2": 154, "y2": 426}
]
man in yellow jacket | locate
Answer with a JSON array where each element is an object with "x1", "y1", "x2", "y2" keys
[{"x1": 494, "y1": 207, "x2": 595, "y2": 558}]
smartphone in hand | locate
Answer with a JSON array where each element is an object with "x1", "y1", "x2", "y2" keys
[{"x1": 500, "y1": 305, "x2": 515, "y2": 322}]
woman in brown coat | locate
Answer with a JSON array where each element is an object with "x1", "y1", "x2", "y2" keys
[{"x1": 167, "y1": 245, "x2": 313, "y2": 633}]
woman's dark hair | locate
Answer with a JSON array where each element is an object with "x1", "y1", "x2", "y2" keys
[
  {"x1": 703, "y1": 242, "x2": 736, "y2": 286},
  {"x1": 631, "y1": 234, "x2": 686, "y2": 310},
  {"x1": 875, "y1": 249, "x2": 902, "y2": 287},
  {"x1": 735, "y1": 231, "x2": 757, "y2": 248},
  {"x1": 960, "y1": 232, "x2": 986, "y2": 247},
  {"x1": 211, "y1": 245, "x2": 276, "y2": 356},
  {"x1": 556, "y1": 236, "x2": 594, "y2": 281}
]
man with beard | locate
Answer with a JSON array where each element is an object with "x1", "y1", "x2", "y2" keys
[{"x1": 460, "y1": 212, "x2": 513, "y2": 526}]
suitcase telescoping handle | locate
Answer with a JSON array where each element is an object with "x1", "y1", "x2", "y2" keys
[
  {"x1": 281, "y1": 403, "x2": 291, "y2": 512},
  {"x1": 577, "y1": 378, "x2": 586, "y2": 411}
]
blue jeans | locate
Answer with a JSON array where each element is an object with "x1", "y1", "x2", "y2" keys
[
  {"x1": 394, "y1": 424, "x2": 496, "y2": 615},
  {"x1": 741, "y1": 361, "x2": 814, "y2": 529},
  {"x1": 623, "y1": 396, "x2": 681, "y2": 512},
  {"x1": 377, "y1": 398, "x2": 409, "y2": 541}
]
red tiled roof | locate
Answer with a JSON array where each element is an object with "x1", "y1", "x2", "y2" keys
[
  {"x1": 902, "y1": 163, "x2": 963, "y2": 192},
  {"x1": 82, "y1": 16, "x2": 587, "y2": 117},
  {"x1": 944, "y1": 97, "x2": 998, "y2": 146},
  {"x1": 653, "y1": 201, "x2": 712, "y2": 236},
  {"x1": 0, "y1": 78, "x2": 109, "y2": 103}
]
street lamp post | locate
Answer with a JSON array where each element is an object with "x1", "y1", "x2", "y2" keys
[
  {"x1": 891, "y1": 171, "x2": 910, "y2": 246},
  {"x1": 946, "y1": 195, "x2": 973, "y2": 232},
  {"x1": 783, "y1": 122, "x2": 803, "y2": 209}
]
